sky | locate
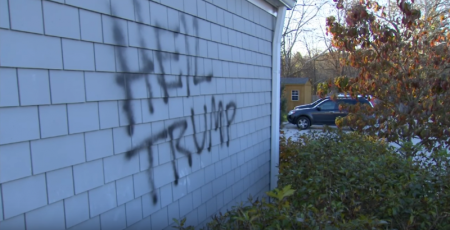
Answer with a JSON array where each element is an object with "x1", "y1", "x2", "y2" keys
[{"x1": 285, "y1": 0, "x2": 336, "y2": 55}]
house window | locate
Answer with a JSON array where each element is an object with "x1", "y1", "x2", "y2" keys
[{"x1": 291, "y1": 90, "x2": 299, "y2": 101}]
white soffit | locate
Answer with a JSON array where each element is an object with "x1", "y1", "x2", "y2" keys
[
  {"x1": 248, "y1": 0, "x2": 278, "y2": 16},
  {"x1": 264, "y1": 0, "x2": 296, "y2": 9}
]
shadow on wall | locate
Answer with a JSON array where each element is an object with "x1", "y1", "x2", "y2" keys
[{"x1": 113, "y1": 1, "x2": 237, "y2": 204}]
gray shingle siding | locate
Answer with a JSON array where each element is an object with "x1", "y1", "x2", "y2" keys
[{"x1": 0, "y1": 0, "x2": 276, "y2": 228}]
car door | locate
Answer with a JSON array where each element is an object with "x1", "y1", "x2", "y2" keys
[
  {"x1": 312, "y1": 100, "x2": 337, "y2": 124},
  {"x1": 333, "y1": 99, "x2": 355, "y2": 123}
]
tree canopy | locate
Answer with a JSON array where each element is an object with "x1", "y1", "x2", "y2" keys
[{"x1": 320, "y1": 0, "x2": 450, "y2": 151}]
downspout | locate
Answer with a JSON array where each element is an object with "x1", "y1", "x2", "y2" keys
[{"x1": 270, "y1": 6, "x2": 286, "y2": 190}]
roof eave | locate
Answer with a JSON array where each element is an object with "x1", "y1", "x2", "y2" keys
[{"x1": 264, "y1": 0, "x2": 296, "y2": 9}]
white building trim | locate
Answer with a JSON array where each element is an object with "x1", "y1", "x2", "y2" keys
[{"x1": 270, "y1": 5, "x2": 287, "y2": 190}]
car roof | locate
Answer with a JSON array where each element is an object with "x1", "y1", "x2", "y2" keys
[
  {"x1": 318, "y1": 98, "x2": 372, "y2": 105},
  {"x1": 296, "y1": 96, "x2": 371, "y2": 107}
]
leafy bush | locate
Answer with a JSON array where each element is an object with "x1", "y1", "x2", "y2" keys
[
  {"x1": 280, "y1": 84, "x2": 288, "y2": 125},
  {"x1": 173, "y1": 185, "x2": 307, "y2": 230},
  {"x1": 206, "y1": 186, "x2": 301, "y2": 229},
  {"x1": 279, "y1": 129, "x2": 450, "y2": 229},
  {"x1": 174, "y1": 129, "x2": 450, "y2": 229},
  {"x1": 324, "y1": 0, "x2": 450, "y2": 150}
]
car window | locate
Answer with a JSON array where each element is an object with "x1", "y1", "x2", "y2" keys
[
  {"x1": 338, "y1": 99, "x2": 357, "y2": 105},
  {"x1": 360, "y1": 100, "x2": 370, "y2": 105},
  {"x1": 318, "y1": 101, "x2": 336, "y2": 110},
  {"x1": 312, "y1": 98, "x2": 324, "y2": 105},
  {"x1": 359, "y1": 100, "x2": 374, "y2": 108}
]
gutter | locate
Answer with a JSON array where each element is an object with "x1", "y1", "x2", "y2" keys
[{"x1": 270, "y1": 5, "x2": 287, "y2": 190}]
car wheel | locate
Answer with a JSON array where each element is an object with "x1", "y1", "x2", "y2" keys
[{"x1": 296, "y1": 117, "x2": 310, "y2": 130}]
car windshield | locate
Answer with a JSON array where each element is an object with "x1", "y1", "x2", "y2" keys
[
  {"x1": 315, "y1": 100, "x2": 336, "y2": 110},
  {"x1": 311, "y1": 98, "x2": 325, "y2": 105},
  {"x1": 295, "y1": 98, "x2": 325, "y2": 109}
]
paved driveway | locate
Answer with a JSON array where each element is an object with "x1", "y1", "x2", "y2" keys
[
  {"x1": 281, "y1": 122, "x2": 420, "y2": 144},
  {"x1": 280, "y1": 122, "x2": 432, "y2": 162},
  {"x1": 281, "y1": 122, "x2": 351, "y2": 140}
]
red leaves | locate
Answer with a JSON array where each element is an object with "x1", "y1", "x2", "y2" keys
[
  {"x1": 348, "y1": 28, "x2": 358, "y2": 38},
  {"x1": 433, "y1": 57, "x2": 441, "y2": 67},
  {"x1": 397, "y1": 0, "x2": 421, "y2": 28},
  {"x1": 334, "y1": 0, "x2": 344, "y2": 9},
  {"x1": 346, "y1": 5, "x2": 370, "y2": 27},
  {"x1": 325, "y1": 0, "x2": 450, "y2": 149},
  {"x1": 443, "y1": 80, "x2": 450, "y2": 91},
  {"x1": 371, "y1": 81, "x2": 376, "y2": 90}
]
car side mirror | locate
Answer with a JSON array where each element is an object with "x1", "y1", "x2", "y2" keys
[{"x1": 316, "y1": 107, "x2": 321, "y2": 111}]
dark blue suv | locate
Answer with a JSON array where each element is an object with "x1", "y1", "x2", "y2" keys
[{"x1": 287, "y1": 97, "x2": 373, "y2": 129}]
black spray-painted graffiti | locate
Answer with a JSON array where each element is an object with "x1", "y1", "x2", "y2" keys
[{"x1": 113, "y1": 1, "x2": 237, "y2": 204}]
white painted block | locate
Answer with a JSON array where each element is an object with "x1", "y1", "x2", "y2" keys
[
  {"x1": 31, "y1": 134, "x2": 85, "y2": 174},
  {"x1": 43, "y1": 1, "x2": 80, "y2": 39},
  {"x1": 0, "y1": 142, "x2": 32, "y2": 183},
  {"x1": 2, "y1": 174, "x2": 47, "y2": 219},
  {"x1": 73, "y1": 159, "x2": 104, "y2": 194},
  {"x1": 0, "y1": 106, "x2": 40, "y2": 145},
  {"x1": 9, "y1": 0, "x2": 43, "y2": 33},
  {"x1": 46, "y1": 167, "x2": 74, "y2": 203},
  {"x1": 25, "y1": 201, "x2": 65, "y2": 230},
  {"x1": 0, "y1": 68, "x2": 19, "y2": 107},
  {"x1": 64, "y1": 192, "x2": 90, "y2": 228}
]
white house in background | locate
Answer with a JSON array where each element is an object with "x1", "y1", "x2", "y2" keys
[{"x1": 0, "y1": 0, "x2": 294, "y2": 229}]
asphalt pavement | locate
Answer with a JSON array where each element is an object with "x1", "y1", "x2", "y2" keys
[
  {"x1": 280, "y1": 122, "x2": 431, "y2": 162},
  {"x1": 280, "y1": 122, "x2": 351, "y2": 140}
]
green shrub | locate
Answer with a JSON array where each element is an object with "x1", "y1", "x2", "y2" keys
[
  {"x1": 173, "y1": 185, "x2": 305, "y2": 230},
  {"x1": 174, "y1": 129, "x2": 450, "y2": 229},
  {"x1": 279, "y1": 129, "x2": 450, "y2": 229},
  {"x1": 206, "y1": 186, "x2": 301, "y2": 229},
  {"x1": 280, "y1": 84, "x2": 288, "y2": 125}
]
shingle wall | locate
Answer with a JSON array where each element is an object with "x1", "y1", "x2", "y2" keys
[{"x1": 0, "y1": 0, "x2": 275, "y2": 229}]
